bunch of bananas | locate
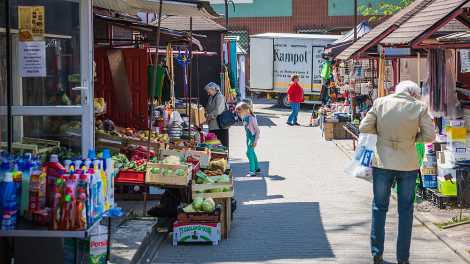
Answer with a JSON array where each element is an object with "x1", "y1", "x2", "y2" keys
[{"x1": 94, "y1": 98, "x2": 106, "y2": 113}]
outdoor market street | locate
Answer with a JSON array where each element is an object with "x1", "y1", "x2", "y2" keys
[{"x1": 152, "y1": 99, "x2": 465, "y2": 264}]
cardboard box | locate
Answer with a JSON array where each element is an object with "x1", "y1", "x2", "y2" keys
[
  {"x1": 324, "y1": 122, "x2": 333, "y2": 140},
  {"x1": 29, "y1": 171, "x2": 46, "y2": 212},
  {"x1": 173, "y1": 222, "x2": 221, "y2": 245},
  {"x1": 185, "y1": 149, "x2": 211, "y2": 169},
  {"x1": 437, "y1": 151, "x2": 445, "y2": 164},
  {"x1": 177, "y1": 204, "x2": 222, "y2": 223},
  {"x1": 176, "y1": 107, "x2": 206, "y2": 126},
  {"x1": 63, "y1": 225, "x2": 108, "y2": 264}
]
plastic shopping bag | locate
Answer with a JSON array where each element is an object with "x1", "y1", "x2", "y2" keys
[{"x1": 344, "y1": 133, "x2": 377, "y2": 182}]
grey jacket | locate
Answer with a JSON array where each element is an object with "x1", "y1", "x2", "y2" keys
[{"x1": 205, "y1": 92, "x2": 228, "y2": 130}]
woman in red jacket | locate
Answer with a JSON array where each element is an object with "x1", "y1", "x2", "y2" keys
[{"x1": 286, "y1": 73, "x2": 304, "y2": 126}]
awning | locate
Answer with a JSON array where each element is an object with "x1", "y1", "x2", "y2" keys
[
  {"x1": 438, "y1": 30, "x2": 470, "y2": 43},
  {"x1": 94, "y1": 14, "x2": 202, "y2": 48},
  {"x1": 331, "y1": 22, "x2": 372, "y2": 45},
  {"x1": 93, "y1": 0, "x2": 219, "y2": 18},
  {"x1": 381, "y1": 0, "x2": 470, "y2": 47}
]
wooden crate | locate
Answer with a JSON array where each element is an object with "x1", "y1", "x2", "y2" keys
[
  {"x1": 145, "y1": 162, "x2": 191, "y2": 186},
  {"x1": 170, "y1": 139, "x2": 199, "y2": 149},
  {"x1": 214, "y1": 197, "x2": 232, "y2": 239},
  {"x1": 95, "y1": 132, "x2": 127, "y2": 152},
  {"x1": 191, "y1": 173, "x2": 234, "y2": 199},
  {"x1": 2, "y1": 137, "x2": 60, "y2": 156},
  {"x1": 159, "y1": 144, "x2": 186, "y2": 159},
  {"x1": 126, "y1": 138, "x2": 163, "y2": 150}
]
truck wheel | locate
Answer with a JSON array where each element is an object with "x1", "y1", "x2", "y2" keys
[{"x1": 278, "y1": 94, "x2": 291, "y2": 108}]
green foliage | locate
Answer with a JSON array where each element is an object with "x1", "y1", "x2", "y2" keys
[
  {"x1": 44, "y1": 147, "x2": 82, "y2": 164},
  {"x1": 435, "y1": 214, "x2": 470, "y2": 229},
  {"x1": 359, "y1": 0, "x2": 413, "y2": 22}
]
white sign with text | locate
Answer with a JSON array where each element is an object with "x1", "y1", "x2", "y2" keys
[{"x1": 19, "y1": 41, "x2": 46, "y2": 77}]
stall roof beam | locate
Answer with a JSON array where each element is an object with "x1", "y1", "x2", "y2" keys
[
  {"x1": 336, "y1": 0, "x2": 433, "y2": 60},
  {"x1": 93, "y1": 0, "x2": 219, "y2": 18},
  {"x1": 381, "y1": 0, "x2": 470, "y2": 47}
]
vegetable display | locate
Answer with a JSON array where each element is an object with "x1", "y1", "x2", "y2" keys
[
  {"x1": 204, "y1": 169, "x2": 223, "y2": 176},
  {"x1": 218, "y1": 175, "x2": 231, "y2": 192},
  {"x1": 202, "y1": 197, "x2": 215, "y2": 212},
  {"x1": 192, "y1": 197, "x2": 204, "y2": 210}
]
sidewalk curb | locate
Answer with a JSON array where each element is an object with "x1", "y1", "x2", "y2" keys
[
  {"x1": 390, "y1": 193, "x2": 470, "y2": 264},
  {"x1": 137, "y1": 217, "x2": 173, "y2": 264},
  {"x1": 339, "y1": 144, "x2": 470, "y2": 263}
]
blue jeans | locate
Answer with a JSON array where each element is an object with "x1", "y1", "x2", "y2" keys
[
  {"x1": 287, "y1": 102, "x2": 300, "y2": 124},
  {"x1": 371, "y1": 167, "x2": 418, "y2": 262}
]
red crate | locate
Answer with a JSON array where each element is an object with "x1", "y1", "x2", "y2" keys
[
  {"x1": 115, "y1": 169, "x2": 145, "y2": 184},
  {"x1": 186, "y1": 159, "x2": 201, "y2": 176}
]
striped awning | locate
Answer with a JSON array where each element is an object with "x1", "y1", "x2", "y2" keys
[{"x1": 93, "y1": 0, "x2": 219, "y2": 18}]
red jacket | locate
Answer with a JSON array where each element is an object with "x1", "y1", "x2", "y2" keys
[{"x1": 287, "y1": 82, "x2": 304, "y2": 103}]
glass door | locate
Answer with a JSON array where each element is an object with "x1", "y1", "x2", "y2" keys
[{"x1": 1, "y1": 0, "x2": 94, "y2": 157}]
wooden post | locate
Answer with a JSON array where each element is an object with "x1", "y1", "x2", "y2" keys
[
  {"x1": 354, "y1": 0, "x2": 357, "y2": 42},
  {"x1": 189, "y1": 17, "x2": 193, "y2": 131},
  {"x1": 144, "y1": 0, "x2": 163, "y2": 217},
  {"x1": 417, "y1": 53, "x2": 421, "y2": 85}
]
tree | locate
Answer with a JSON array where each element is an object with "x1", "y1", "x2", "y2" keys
[{"x1": 359, "y1": 0, "x2": 413, "y2": 22}]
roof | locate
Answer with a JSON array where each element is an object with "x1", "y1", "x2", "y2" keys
[
  {"x1": 93, "y1": 0, "x2": 219, "y2": 18},
  {"x1": 336, "y1": 0, "x2": 433, "y2": 60},
  {"x1": 250, "y1": 33, "x2": 342, "y2": 40},
  {"x1": 381, "y1": 0, "x2": 470, "y2": 46},
  {"x1": 153, "y1": 15, "x2": 227, "y2": 31},
  {"x1": 331, "y1": 22, "x2": 372, "y2": 45}
]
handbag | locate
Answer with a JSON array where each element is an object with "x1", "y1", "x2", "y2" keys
[{"x1": 216, "y1": 93, "x2": 237, "y2": 129}]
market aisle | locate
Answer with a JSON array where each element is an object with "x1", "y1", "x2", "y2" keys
[{"x1": 152, "y1": 101, "x2": 465, "y2": 264}]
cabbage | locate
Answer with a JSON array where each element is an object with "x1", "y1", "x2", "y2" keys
[
  {"x1": 192, "y1": 197, "x2": 204, "y2": 210},
  {"x1": 183, "y1": 204, "x2": 196, "y2": 212},
  {"x1": 202, "y1": 197, "x2": 215, "y2": 212},
  {"x1": 163, "y1": 155, "x2": 181, "y2": 165},
  {"x1": 217, "y1": 175, "x2": 231, "y2": 192},
  {"x1": 203, "y1": 177, "x2": 214, "y2": 184}
]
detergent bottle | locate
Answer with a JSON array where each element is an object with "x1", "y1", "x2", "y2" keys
[
  {"x1": 0, "y1": 161, "x2": 11, "y2": 182},
  {"x1": 60, "y1": 187, "x2": 74, "y2": 230},
  {"x1": 20, "y1": 162, "x2": 36, "y2": 216},
  {"x1": 67, "y1": 174, "x2": 78, "y2": 198},
  {"x1": 1, "y1": 199, "x2": 17, "y2": 230},
  {"x1": 12, "y1": 164, "x2": 22, "y2": 210},
  {"x1": 103, "y1": 149, "x2": 115, "y2": 208},
  {"x1": 75, "y1": 187, "x2": 87, "y2": 230},
  {"x1": 63, "y1": 160, "x2": 72, "y2": 171},
  {"x1": 0, "y1": 173, "x2": 17, "y2": 217},
  {"x1": 93, "y1": 165, "x2": 104, "y2": 217},
  {"x1": 73, "y1": 159, "x2": 83, "y2": 172},
  {"x1": 49, "y1": 187, "x2": 61, "y2": 230},
  {"x1": 45, "y1": 154, "x2": 65, "y2": 207}
]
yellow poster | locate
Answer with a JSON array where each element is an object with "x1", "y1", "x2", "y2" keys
[{"x1": 18, "y1": 6, "x2": 45, "y2": 42}]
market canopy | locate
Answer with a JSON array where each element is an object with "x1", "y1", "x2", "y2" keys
[
  {"x1": 323, "y1": 22, "x2": 372, "y2": 59},
  {"x1": 438, "y1": 30, "x2": 470, "y2": 43},
  {"x1": 381, "y1": 0, "x2": 470, "y2": 48},
  {"x1": 93, "y1": 0, "x2": 219, "y2": 18},
  {"x1": 336, "y1": 0, "x2": 433, "y2": 60},
  {"x1": 94, "y1": 14, "x2": 202, "y2": 47},
  {"x1": 156, "y1": 15, "x2": 228, "y2": 31}
]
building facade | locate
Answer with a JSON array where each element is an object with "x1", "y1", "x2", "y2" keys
[{"x1": 209, "y1": 0, "x2": 400, "y2": 88}]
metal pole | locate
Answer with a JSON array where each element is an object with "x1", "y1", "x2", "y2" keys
[
  {"x1": 197, "y1": 55, "x2": 201, "y2": 132},
  {"x1": 144, "y1": 0, "x2": 163, "y2": 217},
  {"x1": 6, "y1": 0, "x2": 12, "y2": 152},
  {"x1": 189, "y1": 17, "x2": 193, "y2": 135},
  {"x1": 354, "y1": 0, "x2": 357, "y2": 42},
  {"x1": 225, "y1": 0, "x2": 229, "y2": 29}
]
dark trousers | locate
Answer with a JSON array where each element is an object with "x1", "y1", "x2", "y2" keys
[{"x1": 210, "y1": 129, "x2": 229, "y2": 148}]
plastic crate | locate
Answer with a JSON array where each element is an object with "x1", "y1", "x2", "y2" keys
[
  {"x1": 425, "y1": 188, "x2": 458, "y2": 209},
  {"x1": 422, "y1": 174, "x2": 437, "y2": 188},
  {"x1": 186, "y1": 159, "x2": 201, "y2": 176},
  {"x1": 115, "y1": 169, "x2": 145, "y2": 184},
  {"x1": 421, "y1": 168, "x2": 437, "y2": 175},
  {"x1": 447, "y1": 127, "x2": 466, "y2": 140},
  {"x1": 438, "y1": 177, "x2": 457, "y2": 196}
]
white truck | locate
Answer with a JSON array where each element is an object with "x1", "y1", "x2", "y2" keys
[{"x1": 249, "y1": 33, "x2": 342, "y2": 107}]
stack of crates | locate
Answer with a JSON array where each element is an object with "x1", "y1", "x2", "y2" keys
[
  {"x1": 446, "y1": 125, "x2": 466, "y2": 151},
  {"x1": 421, "y1": 159, "x2": 438, "y2": 188}
]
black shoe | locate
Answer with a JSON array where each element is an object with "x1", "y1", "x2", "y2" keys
[
  {"x1": 397, "y1": 261, "x2": 409, "y2": 264},
  {"x1": 373, "y1": 256, "x2": 383, "y2": 264},
  {"x1": 256, "y1": 168, "x2": 261, "y2": 173},
  {"x1": 293, "y1": 123, "x2": 300, "y2": 126},
  {"x1": 286, "y1": 122, "x2": 293, "y2": 126}
]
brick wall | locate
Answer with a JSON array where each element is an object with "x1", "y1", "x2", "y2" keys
[{"x1": 213, "y1": 0, "x2": 385, "y2": 89}]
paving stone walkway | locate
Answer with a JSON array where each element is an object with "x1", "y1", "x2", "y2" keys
[{"x1": 152, "y1": 100, "x2": 466, "y2": 264}]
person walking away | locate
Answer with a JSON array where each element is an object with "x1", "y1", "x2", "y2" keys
[
  {"x1": 236, "y1": 102, "x2": 260, "y2": 177},
  {"x1": 359, "y1": 81, "x2": 435, "y2": 264},
  {"x1": 205, "y1": 82, "x2": 229, "y2": 147},
  {"x1": 286, "y1": 73, "x2": 304, "y2": 126}
]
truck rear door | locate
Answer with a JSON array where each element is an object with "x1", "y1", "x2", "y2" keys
[{"x1": 250, "y1": 38, "x2": 274, "y2": 90}]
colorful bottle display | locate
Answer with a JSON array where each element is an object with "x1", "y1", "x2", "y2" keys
[
  {"x1": 1, "y1": 199, "x2": 17, "y2": 230},
  {"x1": 0, "y1": 173, "x2": 17, "y2": 230},
  {"x1": 103, "y1": 149, "x2": 115, "y2": 208},
  {"x1": 49, "y1": 187, "x2": 61, "y2": 230},
  {"x1": 76, "y1": 187, "x2": 87, "y2": 230}
]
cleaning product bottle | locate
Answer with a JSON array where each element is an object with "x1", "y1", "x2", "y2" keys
[
  {"x1": 88, "y1": 149, "x2": 96, "y2": 160},
  {"x1": 73, "y1": 159, "x2": 83, "y2": 172},
  {"x1": 49, "y1": 187, "x2": 61, "y2": 230},
  {"x1": 1, "y1": 199, "x2": 17, "y2": 230},
  {"x1": 68, "y1": 165, "x2": 75, "y2": 176},
  {"x1": 68, "y1": 174, "x2": 78, "y2": 198},
  {"x1": 92, "y1": 159, "x2": 107, "y2": 210},
  {"x1": 20, "y1": 162, "x2": 36, "y2": 216},
  {"x1": 12, "y1": 165, "x2": 22, "y2": 211},
  {"x1": 63, "y1": 160, "x2": 72, "y2": 171},
  {"x1": 0, "y1": 173, "x2": 17, "y2": 215},
  {"x1": 84, "y1": 159, "x2": 92, "y2": 170},
  {"x1": 60, "y1": 187, "x2": 74, "y2": 230},
  {"x1": 103, "y1": 149, "x2": 115, "y2": 208},
  {"x1": 45, "y1": 154, "x2": 65, "y2": 208},
  {"x1": 99, "y1": 162, "x2": 109, "y2": 210},
  {"x1": 76, "y1": 187, "x2": 87, "y2": 230},
  {"x1": 0, "y1": 161, "x2": 11, "y2": 182},
  {"x1": 93, "y1": 165, "x2": 104, "y2": 217}
]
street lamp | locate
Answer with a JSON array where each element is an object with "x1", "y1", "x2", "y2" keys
[{"x1": 225, "y1": 0, "x2": 235, "y2": 29}]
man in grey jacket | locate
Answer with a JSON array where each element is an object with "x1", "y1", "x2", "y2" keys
[
  {"x1": 205, "y1": 82, "x2": 229, "y2": 147},
  {"x1": 359, "y1": 81, "x2": 435, "y2": 264}
]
